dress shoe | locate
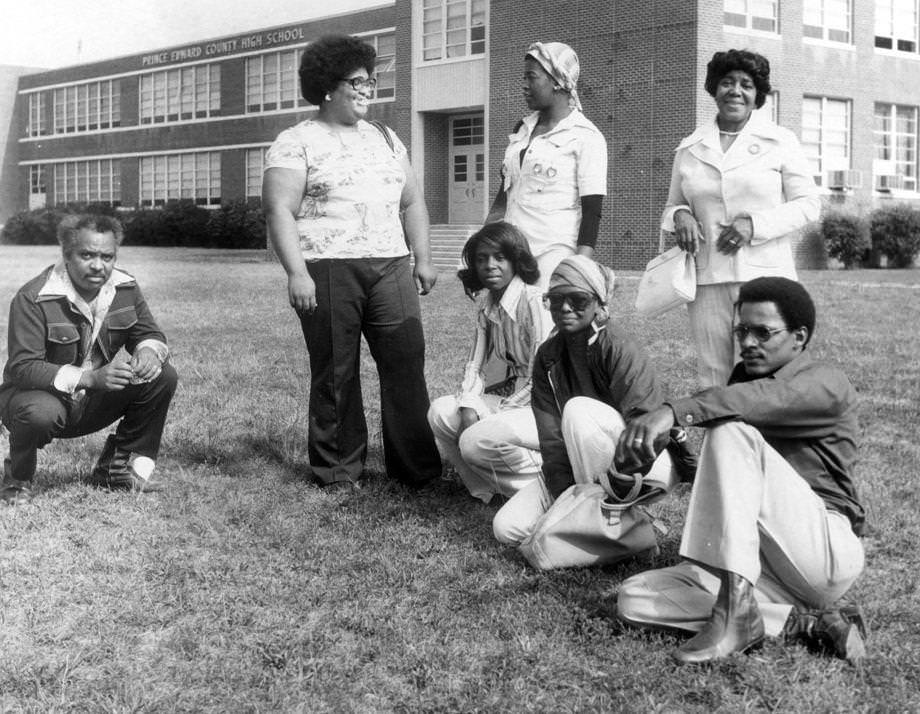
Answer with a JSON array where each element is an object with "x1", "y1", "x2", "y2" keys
[
  {"x1": 1, "y1": 477, "x2": 34, "y2": 505},
  {"x1": 782, "y1": 605, "x2": 867, "y2": 664},
  {"x1": 673, "y1": 570, "x2": 765, "y2": 664}
]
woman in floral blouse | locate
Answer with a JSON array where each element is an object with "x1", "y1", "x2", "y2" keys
[{"x1": 262, "y1": 34, "x2": 440, "y2": 491}]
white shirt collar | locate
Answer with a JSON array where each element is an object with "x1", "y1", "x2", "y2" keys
[
  {"x1": 484, "y1": 275, "x2": 528, "y2": 323},
  {"x1": 38, "y1": 262, "x2": 134, "y2": 321}
]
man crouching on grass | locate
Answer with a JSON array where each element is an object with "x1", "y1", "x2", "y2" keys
[
  {"x1": 0, "y1": 214, "x2": 177, "y2": 504},
  {"x1": 616, "y1": 277, "x2": 868, "y2": 665}
]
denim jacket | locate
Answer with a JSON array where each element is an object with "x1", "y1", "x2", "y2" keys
[{"x1": 0, "y1": 265, "x2": 167, "y2": 414}]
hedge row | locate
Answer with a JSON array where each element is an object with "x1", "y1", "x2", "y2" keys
[
  {"x1": 0, "y1": 200, "x2": 266, "y2": 250},
  {"x1": 822, "y1": 203, "x2": 920, "y2": 269}
]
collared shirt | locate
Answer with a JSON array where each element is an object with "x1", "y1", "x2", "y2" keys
[
  {"x1": 660, "y1": 111, "x2": 820, "y2": 285},
  {"x1": 502, "y1": 109, "x2": 607, "y2": 257},
  {"x1": 668, "y1": 351, "x2": 864, "y2": 534},
  {"x1": 264, "y1": 119, "x2": 410, "y2": 261},
  {"x1": 39, "y1": 263, "x2": 169, "y2": 396},
  {"x1": 457, "y1": 276, "x2": 553, "y2": 414}
]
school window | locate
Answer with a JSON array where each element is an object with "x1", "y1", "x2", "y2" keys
[
  {"x1": 27, "y1": 93, "x2": 49, "y2": 137},
  {"x1": 51, "y1": 80, "x2": 120, "y2": 135},
  {"x1": 802, "y1": 96, "x2": 851, "y2": 186},
  {"x1": 874, "y1": 103, "x2": 918, "y2": 190},
  {"x1": 875, "y1": 0, "x2": 919, "y2": 51},
  {"x1": 139, "y1": 64, "x2": 220, "y2": 124},
  {"x1": 245, "y1": 148, "x2": 267, "y2": 199},
  {"x1": 761, "y1": 92, "x2": 778, "y2": 124},
  {"x1": 803, "y1": 0, "x2": 852, "y2": 42},
  {"x1": 724, "y1": 0, "x2": 779, "y2": 32},
  {"x1": 245, "y1": 48, "x2": 302, "y2": 112},
  {"x1": 51, "y1": 159, "x2": 121, "y2": 205},
  {"x1": 139, "y1": 152, "x2": 221, "y2": 207},
  {"x1": 368, "y1": 31, "x2": 396, "y2": 100},
  {"x1": 29, "y1": 165, "x2": 47, "y2": 195},
  {"x1": 422, "y1": 0, "x2": 486, "y2": 61}
]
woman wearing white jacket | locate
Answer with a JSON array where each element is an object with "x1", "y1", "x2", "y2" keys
[{"x1": 663, "y1": 49, "x2": 820, "y2": 388}]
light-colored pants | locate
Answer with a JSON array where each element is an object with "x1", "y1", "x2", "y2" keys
[
  {"x1": 427, "y1": 394, "x2": 542, "y2": 502},
  {"x1": 617, "y1": 422, "x2": 865, "y2": 637},
  {"x1": 493, "y1": 397, "x2": 675, "y2": 545},
  {"x1": 687, "y1": 282, "x2": 741, "y2": 388},
  {"x1": 535, "y1": 245, "x2": 576, "y2": 292}
]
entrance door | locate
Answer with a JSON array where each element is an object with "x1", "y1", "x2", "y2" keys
[{"x1": 449, "y1": 114, "x2": 485, "y2": 223}]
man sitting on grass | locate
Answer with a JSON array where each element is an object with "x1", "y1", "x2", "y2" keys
[
  {"x1": 616, "y1": 277, "x2": 867, "y2": 665},
  {"x1": 0, "y1": 214, "x2": 178, "y2": 504}
]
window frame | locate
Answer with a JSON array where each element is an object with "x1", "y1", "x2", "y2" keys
[
  {"x1": 723, "y1": 0, "x2": 780, "y2": 34},
  {"x1": 873, "y1": 102, "x2": 918, "y2": 191},
  {"x1": 801, "y1": 95, "x2": 852, "y2": 187},
  {"x1": 421, "y1": 0, "x2": 487, "y2": 63},
  {"x1": 139, "y1": 151, "x2": 221, "y2": 207},
  {"x1": 803, "y1": 0, "x2": 852, "y2": 43}
]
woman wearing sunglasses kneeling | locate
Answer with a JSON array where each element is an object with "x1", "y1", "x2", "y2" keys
[{"x1": 492, "y1": 255, "x2": 689, "y2": 570}]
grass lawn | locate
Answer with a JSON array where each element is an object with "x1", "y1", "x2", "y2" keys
[{"x1": 1, "y1": 245, "x2": 919, "y2": 713}]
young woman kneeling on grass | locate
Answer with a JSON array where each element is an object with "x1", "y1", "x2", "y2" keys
[
  {"x1": 493, "y1": 255, "x2": 691, "y2": 570},
  {"x1": 427, "y1": 222, "x2": 553, "y2": 503}
]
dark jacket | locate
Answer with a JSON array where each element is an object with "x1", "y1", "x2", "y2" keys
[
  {"x1": 669, "y1": 351, "x2": 865, "y2": 535},
  {"x1": 531, "y1": 320, "x2": 664, "y2": 498},
  {"x1": 0, "y1": 265, "x2": 166, "y2": 414}
]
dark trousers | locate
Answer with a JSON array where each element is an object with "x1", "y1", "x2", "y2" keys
[
  {"x1": 1, "y1": 363, "x2": 178, "y2": 481},
  {"x1": 299, "y1": 257, "x2": 441, "y2": 486}
]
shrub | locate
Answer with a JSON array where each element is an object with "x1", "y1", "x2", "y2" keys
[
  {"x1": 0, "y1": 203, "x2": 119, "y2": 245},
  {"x1": 870, "y1": 203, "x2": 920, "y2": 268},
  {"x1": 207, "y1": 199, "x2": 266, "y2": 249},
  {"x1": 124, "y1": 201, "x2": 211, "y2": 247},
  {"x1": 821, "y1": 211, "x2": 871, "y2": 269}
]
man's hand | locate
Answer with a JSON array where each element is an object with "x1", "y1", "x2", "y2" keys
[
  {"x1": 414, "y1": 259, "x2": 438, "y2": 295},
  {"x1": 87, "y1": 360, "x2": 135, "y2": 392},
  {"x1": 615, "y1": 406, "x2": 676, "y2": 471},
  {"x1": 288, "y1": 273, "x2": 317, "y2": 314},
  {"x1": 130, "y1": 347, "x2": 163, "y2": 383}
]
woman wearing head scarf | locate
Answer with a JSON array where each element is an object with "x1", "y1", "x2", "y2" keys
[
  {"x1": 492, "y1": 256, "x2": 687, "y2": 569},
  {"x1": 663, "y1": 49, "x2": 820, "y2": 388},
  {"x1": 486, "y1": 42, "x2": 608, "y2": 290}
]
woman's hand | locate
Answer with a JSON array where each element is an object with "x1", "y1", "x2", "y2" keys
[
  {"x1": 458, "y1": 407, "x2": 480, "y2": 435},
  {"x1": 288, "y1": 273, "x2": 317, "y2": 314},
  {"x1": 673, "y1": 209, "x2": 703, "y2": 255},
  {"x1": 414, "y1": 258, "x2": 438, "y2": 296},
  {"x1": 717, "y1": 216, "x2": 753, "y2": 255}
]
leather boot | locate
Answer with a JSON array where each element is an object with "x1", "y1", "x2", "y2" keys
[
  {"x1": 89, "y1": 435, "x2": 165, "y2": 493},
  {"x1": 782, "y1": 605, "x2": 867, "y2": 664},
  {"x1": 673, "y1": 570, "x2": 765, "y2": 664},
  {"x1": 1, "y1": 457, "x2": 34, "y2": 505}
]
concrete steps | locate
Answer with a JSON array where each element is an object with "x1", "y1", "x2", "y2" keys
[{"x1": 428, "y1": 224, "x2": 480, "y2": 271}]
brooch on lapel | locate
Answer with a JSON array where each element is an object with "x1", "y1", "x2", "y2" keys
[{"x1": 749, "y1": 143, "x2": 761, "y2": 155}]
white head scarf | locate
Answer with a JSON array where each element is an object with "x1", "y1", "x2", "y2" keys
[{"x1": 526, "y1": 41, "x2": 582, "y2": 111}]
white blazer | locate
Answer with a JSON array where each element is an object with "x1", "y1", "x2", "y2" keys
[{"x1": 661, "y1": 112, "x2": 820, "y2": 285}]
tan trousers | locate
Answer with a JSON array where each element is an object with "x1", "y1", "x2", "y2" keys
[
  {"x1": 493, "y1": 397, "x2": 675, "y2": 546},
  {"x1": 617, "y1": 422, "x2": 865, "y2": 637},
  {"x1": 687, "y1": 282, "x2": 741, "y2": 388}
]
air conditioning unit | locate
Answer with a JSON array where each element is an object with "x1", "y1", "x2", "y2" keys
[
  {"x1": 826, "y1": 169, "x2": 863, "y2": 190},
  {"x1": 875, "y1": 174, "x2": 906, "y2": 192}
]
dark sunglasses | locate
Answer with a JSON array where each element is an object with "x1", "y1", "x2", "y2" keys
[
  {"x1": 542, "y1": 291, "x2": 596, "y2": 312},
  {"x1": 732, "y1": 324, "x2": 789, "y2": 343}
]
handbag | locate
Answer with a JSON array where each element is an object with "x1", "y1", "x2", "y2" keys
[
  {"x1": 635, "y1": 246, "x2": 696, "y2": 318},
  {"x1": 518, "y1": 483, "x2": 658, "y2": 571}
]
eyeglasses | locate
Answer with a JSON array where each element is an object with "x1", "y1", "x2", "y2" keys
[
  {"x1": 732, "y1": 324, "x2": 789, "y2": 343},
  {"x1": 543, "y1": 291, "x2": 596, "y2": 312},
  {"x1": 340, "y1": 76, "x2": 377, "y2": 91}
]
